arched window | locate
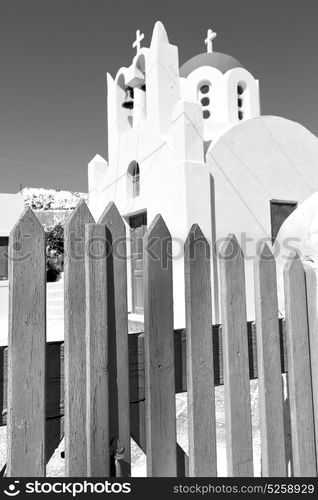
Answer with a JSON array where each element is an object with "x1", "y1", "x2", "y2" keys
[
  {"x1": 127, "y1": 161, "x2": 140, "y2": 198},
  {"x1": 198, "y1": 82, "x2": 211, "y2": 119},
  {"x1": 237, "y1": 82, "x2": 246, "y2": 121}
]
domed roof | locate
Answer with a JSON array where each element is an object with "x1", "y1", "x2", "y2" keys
[{"x1": 179, "y1": 52, "x2": 244, "y2": 78}]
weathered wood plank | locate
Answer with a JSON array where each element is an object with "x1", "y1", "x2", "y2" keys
[
  {"x1": 64, "y1": 200, "x2": 94, "y2": 476},
  {"x1": 7, "y1": 208, "x2": 46, "y2": 476},
  {"x1": 99, "y1": 202, "x2": 130, "y2": 477},
  {"x1": 0, "y1": 320, "x2": 290, "y2": 427},
  {"x1": 304, "y1": 263, "x2": 318, "y2": 469},
  {"x1": 254, "y1": 243, "x2": 286, "y2": 476},
  {"x1": 129, "y1": 333, "x2": 146, "y2": 451},
  {"x1": 85, "y1": 223, "x2": 109, "y2": 476},
  {"x1": 0, "y1": 320, "x2": 289, "y2": 427},
  {"x1": 284, "y1": 254, "x2": 317, "y2": 476},
  {"x1": 144, "y1": 215, "x2": 177, "y2": 477},
  {"x1": 219, "y1": 234, "x2": 253, "y2": 477},
  {"x1": 184, "y1": 224, "x2": 217, "y2": 476}
]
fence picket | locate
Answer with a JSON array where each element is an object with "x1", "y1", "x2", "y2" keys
[
  {"x1": 254, "y1": 243, "x2": 286, "y2": 476},
  {"x1": 64, "y1": 200, "x2": 94, "y2": 476},
  {"x1": 85, "y1": 223, "x2": 109, "y2": 476},
  {"x1": 144, "y1": 215, "x2": 177, "y2": 477},
  {"x1": 304, "y1": 263, "x2": 318, "y2": 470},
  {"x1": 4, "y1": 200, "x2": 318, "y2": 479},
  {"x1": 7, "y1": 208, "x2": 46, "y2": 476},
  {"x1": 219, "y1": 234, "x2": 253, "y2": 477},
  {"x1": 284, "y1": 254, "x2": 317, "y2": 476},
  {"x1": 99, "y1": 202, "x2": 130, "y2": 476},
  {"x1": 184, "y1": 224, "x2": 217, "y2": 477}
]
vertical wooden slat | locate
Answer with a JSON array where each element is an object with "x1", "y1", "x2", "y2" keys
[
  {"x1": 284, "y1": 254, "x2": 317, "y2": 476},
  {"x1": 7, "y1": 208, "x2": 46, "y2": 476},
  {"x1": 64, "y1": 200, "x2": 94, "y2": 476},
  {"x1": 144, "y1": 214, "x2": 177, "y2": 477},
  {"x1": 85, "y1": 223, "x2": 109, "y2": 476},
  {"x1": 304, "y1": 263, "x2": 318, "y2": 468},
  {"x1": 184, "y1": 224, "x2": 217, "y2": 476},
  {"x1": 219, "y1": 234, "x2": 253, "y2": 477},
  {"x1": 99, "y1": 202, "x2": 130, "y2": 476},
  {"x1": 129, "y1": 332, "x2": 146, "y2": 453},
  {"x1": 254, "y1": 243, "x2": 286, "y2": 476}
]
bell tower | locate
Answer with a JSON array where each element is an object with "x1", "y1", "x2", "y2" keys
[
  {"x1": 180, "y1": 28, "x2": 261, "y2": 142},
  {"x1": 106, "y1": 21, "x2": 180, "y2": 166}
]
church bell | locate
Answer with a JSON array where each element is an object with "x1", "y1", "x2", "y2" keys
[{"x1": 122, "y1": 87, "x2": 134, "y2": 109}]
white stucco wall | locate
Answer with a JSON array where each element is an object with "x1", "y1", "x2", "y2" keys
[
  {"x1": 0, "y1": 193, "x2": 25, "y2": 236},
  {"x1": 88, "y1": 21, "x2": 318, "y2": 326},
  {"x1": 206, "y1": 115, "x2": 318, "y2": 319},
  {"x1": 88, "y1": 101, "x2": 212, "y2": 327},
  {"x1": 89, "y1": 101, "x2": 318, "y2": 325}
]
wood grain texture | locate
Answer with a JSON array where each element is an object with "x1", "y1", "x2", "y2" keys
[
  {"x1": 129, "y1": 333, "x2": 146, "y2": 451},
  {"x1": 304, "y1": 264, "x2": 318, "y2": 470},
  {"x1": 64, "y1": 200, "x2": 94, "y2": 476},
  {"x1": 85, "y1": 223, "x2": 109, "y2": 476},
  {"x1": 7, "y1": 208, "x2": 46, "y2": 476},
  {"x1": 0, "y1": 321, "x2": 290, "y2": 428},
  {"x1": 219, "y1": 234, "x2": 253, "y2": 477},
  {"x1": 254, "y1": 243, "x2": 286, "y2": 476},
  {"x1": 0, "y1": 321, "x2": 289, "y2": 426},
  {"x1": 184, "y1": 224, "x2": 217, "y2": 477},
  {"x1": 284, "y1": 254, "x2": 317, "y2": 476},
  {"x1": 144, "y1": 215, "x2": 177, "y2": 477},
  {"x1": 99, "y1": 202, "x2": 130, "y2": 477}
]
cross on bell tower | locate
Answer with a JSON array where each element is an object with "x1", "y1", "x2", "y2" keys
[
  {"x1": 132, "y1": 29, "x2": 144, "y2": 54},
  {"x1": 205, "y1": 28, "x2": 217, "y2": 53}
]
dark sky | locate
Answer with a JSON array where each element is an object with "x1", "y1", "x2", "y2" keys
[{"x1": 0, "y1": 0, "x2": 318, "y2": 193}]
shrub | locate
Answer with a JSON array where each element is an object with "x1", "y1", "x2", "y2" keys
[{"x1": 45, "y1": 223, "x2": 64, "y2": 282}]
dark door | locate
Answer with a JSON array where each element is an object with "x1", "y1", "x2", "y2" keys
[
  {"x1": 270, "y1": 199, "x2": 298, "y2": 242},
  {"x1": 130, "y1": 212, "x2": 147, "y2": 314},
  {"x1": 0, "y1": 237, "x2": 9, "y2": 280}
]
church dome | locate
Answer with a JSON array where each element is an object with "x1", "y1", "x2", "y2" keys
[{"x1": 179, "y1": 52, "x2": 244, "y2": 78}]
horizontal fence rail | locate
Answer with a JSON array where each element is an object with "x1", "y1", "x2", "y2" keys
[
  {"x1": 0, "y1": 321, "x2": 290, "y2": 427},
  {"x1": 1, "y1": 201, "x2": 317, "y2": 478}
]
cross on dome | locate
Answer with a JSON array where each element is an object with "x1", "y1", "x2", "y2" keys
[
  {"x1": 205, "y1": 28, "x2": 217, "y2": 53},
  {"x1": 132, "y1": 29, "x2": 144, "y2": 54}
]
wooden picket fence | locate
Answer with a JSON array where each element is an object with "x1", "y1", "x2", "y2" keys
[{"x1": 0, "y1": 200, "x2": 317, "y2": 477}]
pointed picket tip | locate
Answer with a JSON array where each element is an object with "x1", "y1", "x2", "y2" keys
[
  {"x1": 188, "y1": 223, "x2": 205, "y2": 241},
  {"x1": 185, "y1": 224, "x2": 211, "y2": 269},
  {"x1": 10, "y1": 206, "x2": 44, "y2": 238},
  {"x1": 99, "y1": 201, "x2": 120, "y2": 224},
  {"x1": 145, "y1": 214, "x2": 170, "y2": 241},
  {"x1": 254, "y1": 241, "x2": 275, "y2": 264},
  {"x1": 185, "y1": 223, "x2": 209, "y2": 252},
  {"x1": 64, "y1": 199, "x2": 94, "y2": 229},
  {"x1": 219, "y1": 233, "x2": 242, "y2": 261},
  {"x1": 98, "y1": 201, "x2": 125, "y2": 237},
  {"x1": 283, "y1": 251, "x2": 304, "y2": 277},
  {"x1": 150, "y1": 21, "x2": 169, "y2": 48}
]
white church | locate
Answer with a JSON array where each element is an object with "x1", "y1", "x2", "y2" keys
[{"x1": 88, "y1": 21, "x2": 318, "y2": 326}]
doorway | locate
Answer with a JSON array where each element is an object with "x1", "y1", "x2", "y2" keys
[
  {"x1": 129, "y1": 212, "x2": 147, "y2": 314},
  {"x1": 270, "y1": 199, "x2": 298, "y2": 243}
]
